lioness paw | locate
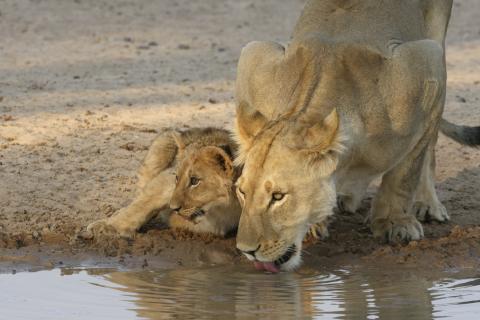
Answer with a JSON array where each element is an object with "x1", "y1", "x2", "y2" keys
[
  {"x1": 371, "y1": 215, "x2": 424, "y2": 243},
  {"x1": 307, "y1": 221, "x2": 330, "y2": 240},
  {"x1": 412, "y1": 200, "x2": 450, "y2": 222}
]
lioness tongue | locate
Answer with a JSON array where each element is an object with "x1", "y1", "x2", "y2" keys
[
  {"x1": 253, "y1": 261, "x2": 264, "y2": 271},
  {"x1": 253, "y1": 261, "x2": 280, "y2": 273}
]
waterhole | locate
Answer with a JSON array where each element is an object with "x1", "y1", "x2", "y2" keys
[{"x1": 0, "y1": 266, "x2": 478, "y2": 319}]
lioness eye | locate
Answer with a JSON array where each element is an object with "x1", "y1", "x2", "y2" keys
[
  {"x1": 175, "y1": 175, "x2": 179, "y2": 183},
  {"x1": 190, "y1": 176, "x2": 200, "y2": 186},
  {"x1": 272, "y1": 193, "x2": 285, "y2": 201}
]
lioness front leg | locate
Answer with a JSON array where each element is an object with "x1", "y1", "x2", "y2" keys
[
  {"x1": 87, "y1": 171, "x2": 175, "y2": 238},
  {"x1": 370, "y1": 38, "x2": 447, "y2": 242},
  {"x1": 370, "y1": 141, "x2": 431, "y2": 242},
  {"x1": 412, "y1": 141, "x2": 449, "y2": 222}
]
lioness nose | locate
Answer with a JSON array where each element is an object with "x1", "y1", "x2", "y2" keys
[{"x1": 238, "y1": 244, "x2": 260, "y2": 257}]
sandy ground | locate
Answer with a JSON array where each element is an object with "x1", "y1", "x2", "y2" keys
[{"x1": 0, "y1": 0, "x2": 479, "y2": 273}]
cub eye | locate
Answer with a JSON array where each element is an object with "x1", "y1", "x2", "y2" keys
[
  {"x1": 238, "y1": 188, "x2": 245, "y2": 196},
  {"x1": 190, "y1": 176, "x2": 200, "y2": 186},
  {"x1": 175, "y1": 175, "x2": 179, "y2": 183},
  {"x1": 272, "y1": 192, "x2": 285, "y2": 201}
]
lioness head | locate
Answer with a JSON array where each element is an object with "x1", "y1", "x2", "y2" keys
[
  {"x1": 232, "y1": 40, "x2": 346, "y2": 271},
  {"x1": 169, "y1": 136, "x2": 239, "y2": 235},
  {"x1": 235, "y1": 107, "x2": 342, "y2": 272}
]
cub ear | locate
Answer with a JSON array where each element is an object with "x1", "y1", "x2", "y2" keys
[
  {"x1": 202, "y1": 146, "x2": 234, "y2": 178},
  {"x1": 218, "y1": 144, "x2": 234, "y2": 159}
]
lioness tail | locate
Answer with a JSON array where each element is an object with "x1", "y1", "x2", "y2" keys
[{"x1": 440, "y1": 118, "x2": 480, "y2": 147}]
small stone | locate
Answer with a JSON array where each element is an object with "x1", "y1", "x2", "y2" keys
[
  {"x1": 0, "y1": 115, "x2": 14, "y2": 121},
  {"x1": 76, "y1": 230, "x2": 93, "y2": 240},
  {"x1": 120, "y1": 142, "x2": 147, "y2": 152},
  {"x1": 32, "y1": 231, "x2": 40, "y2": 240},
  {"x1": 456, "y1": 96, "x2": 466, "y2": 103},
  {"x1": 208, "y1": 98, "x2": 218, "y2": 104},
  {"x1": 178, "y1": 44, "x2": 190, "y2": 50}
]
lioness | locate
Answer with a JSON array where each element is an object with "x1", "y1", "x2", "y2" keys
[
  {"x1": 87, "y1": 127, "x2": 241, "y2": 238},
  {"x1": 234, "y1": 0, "x2": 479, "y2": 272}
]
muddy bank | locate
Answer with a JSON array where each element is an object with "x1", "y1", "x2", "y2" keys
[
  {"x1": 1, "y1": 0, "x2": 480, "y2": 273},
  {"x1": 2, "y1": 211, "x2": 480, "y2": 273}
]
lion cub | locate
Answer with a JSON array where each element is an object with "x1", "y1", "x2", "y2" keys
[{"x1": 87, "y1": 127, "x2": 241, "y2": 238}]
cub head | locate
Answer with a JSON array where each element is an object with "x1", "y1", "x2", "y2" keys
[
  {"x1": 169, "y1": 136, "x2": 236, "y2": 229},
  {"x1": 234, "y1": 108, "x2": 343, "y2": 272}
]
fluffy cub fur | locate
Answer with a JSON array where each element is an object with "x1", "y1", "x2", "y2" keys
[{"x1": 87, "y1": 127, "x2": 241, "y2": 238}]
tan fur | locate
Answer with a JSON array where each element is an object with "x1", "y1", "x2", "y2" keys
[
  {"x1": 87, "y1": 127, "x2": 241, "y2": 238},
  {"x1": 234, "y1": 0, "x2": 461, "y2": 270}
]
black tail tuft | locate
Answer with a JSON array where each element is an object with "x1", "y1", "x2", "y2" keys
[{"x1": 440, "y1": 119, "x2": 480, "y2": 147}]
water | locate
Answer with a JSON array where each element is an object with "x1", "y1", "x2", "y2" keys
[{"x1": 0, "y1": 266, "x2": 479, "y2": 320}]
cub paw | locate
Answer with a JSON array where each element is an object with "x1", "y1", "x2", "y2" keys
[
  {"x1": 371, "y1": 214, "x2": 424, "y2": 243},
  {"x1": 412, "y1": 201, "x2": 449, "y2": 222},
  {"x1": 85, "y1": 218, "x2": 136, "y2": 239}
]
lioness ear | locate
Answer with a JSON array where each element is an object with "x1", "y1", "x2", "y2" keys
[
  {"x1": 234, "y1": 40, "x2": 321, "y2": 162},
  {"x1": 304, "y1": 108, "x2": 340, "y2": 150},
  {"x1": 234, "y1": 41, "x2": 285, "y2": 158},
  {"x1": 235, "y1": 103, "x2": 268, "y2": 149},
  {"x1": 298, "y1": 108, "x2": 343, "y2": 176},
  {"x1": 171, "y1": 131, "x2": 186, "y2": 152}
]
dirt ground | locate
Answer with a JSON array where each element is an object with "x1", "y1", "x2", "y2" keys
[{"x1": 0, "y1": 0, "x2": 479, "y2": 273}]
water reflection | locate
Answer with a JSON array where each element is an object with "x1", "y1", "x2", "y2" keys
[
  {"x1": 100, "y1": 266, "x2": 479, "y2": 320},
  {"x1": 0, "y1": 266, "x2": 479, "y2": 320}
]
